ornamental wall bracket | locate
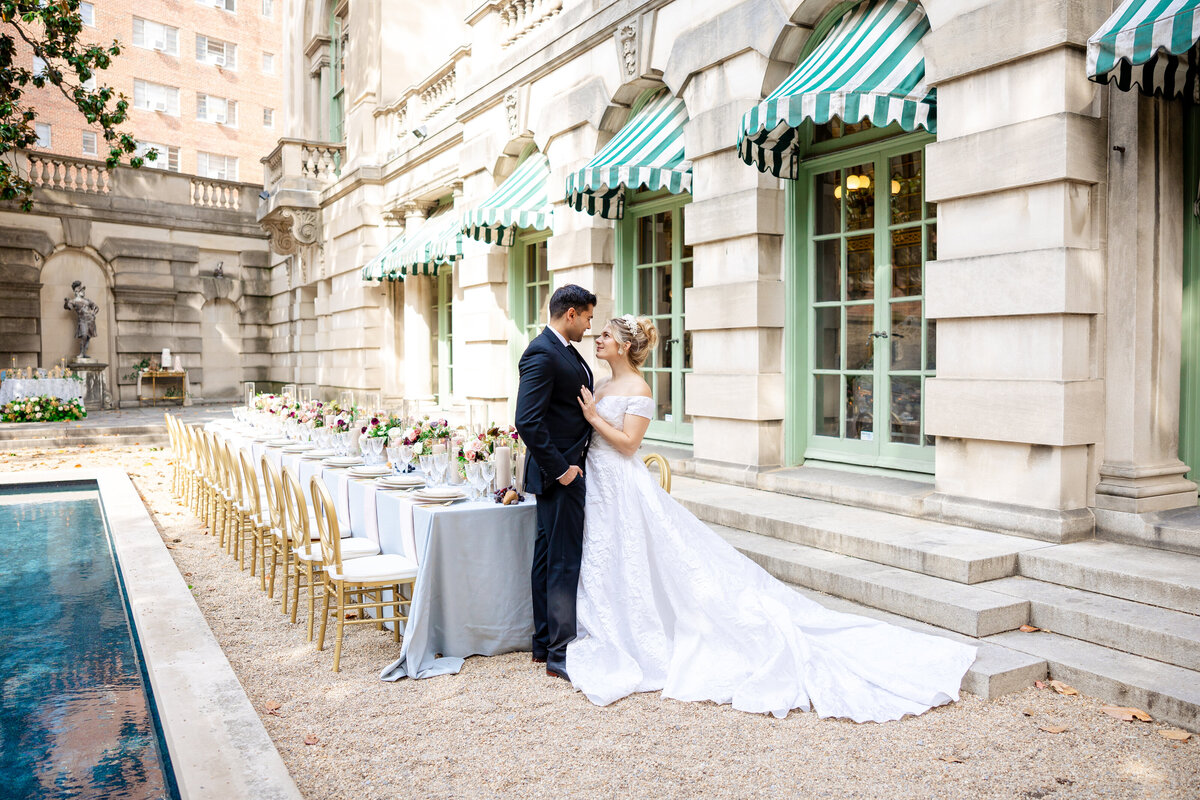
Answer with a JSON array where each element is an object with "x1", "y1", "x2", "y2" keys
[
  {"x1": 616, "y1": 22, "x2": 638, "y2": 79},
  {"x1": 505, "y1": 90, "x2": 519, "y2": 138},
  {"x1": 613, "y1": 14, "x2": 657, "y2": 82},
  {"x1": 259, "y1": 205, "x2": 322, "y2": 257}
]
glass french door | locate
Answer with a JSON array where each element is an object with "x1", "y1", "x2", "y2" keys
[
  {"x1": 800, "y1": 139, "x2": 936, "y2": 471},
  {"x1": 434, "y1": 270, "x2": 454, "y2": 405},
  {"x1": 508, "y1": 230, "x2": 551, "y2": 383},
  {"x1": 618, "y1": 193, "x2": 693, "y2": 444}
]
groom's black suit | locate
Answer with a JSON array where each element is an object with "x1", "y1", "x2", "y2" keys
[{"x1": 515, "y1": 326, "x2": 593, "y2": 673}]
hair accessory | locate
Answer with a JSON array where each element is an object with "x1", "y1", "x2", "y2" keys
[{"x1": 621, "y1": 313, "x2": 637, "y2": 328}]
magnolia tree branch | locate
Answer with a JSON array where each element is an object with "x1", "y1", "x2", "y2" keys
[{"x1": 0, "y1": 0, "x2": 154, "y2": 211}]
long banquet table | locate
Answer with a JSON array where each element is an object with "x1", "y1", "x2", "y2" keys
[{"x1": 206, "y1": 420, "x2": 538, "y2": 679}]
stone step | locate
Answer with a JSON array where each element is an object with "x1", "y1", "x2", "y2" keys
[
  {"x1": 1095, "y1": 504, "x2": 1200, "y2": 559},
  {"x1": 676, "y1": 475, "x2": 1050, "y2": 584},
  {"x1": 987, "y1": 576, "x2": 1200, "y2": 672},
  {"x1": 987, "y1": 630, "x2": 1200, "y2": 733},
  {"x1": 713, "y1": 524, "x2": 1029, "y2": 637},
  {"x1": 0, "y1": 432, "x2": 168, "y2": 450},
  {"x1": 783, "y1": 582, "x2": 1045, "y2": 700},
  {"x1": 1017, "y1": 540, "x2": 1200, "y2": 614}
]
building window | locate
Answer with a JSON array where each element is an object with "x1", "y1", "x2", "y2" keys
[
  {"x1": 136, "y1": 141, "x2": 181, "y2": 171},
  {"x1": 198, "y1": 0, "x2": 236, "y2": 12},
  {"x1": 133, "y1": 18, "x2": 180, "y2": 56},
  {"x1": 197, "y1": 94, "x2": 237, "y2": 126},
  {"x1": 195, "y1": 35, "x2": 237, "y2": 69},
  {"x1": 263, "y1": 107, "x2": 274, "y2": 128},
  {"x1": 31, "y1": 55, "x2": 47, "y2": 76},
  {"x1": 261, "y1": 0, "x2": 273, "y2": 18},
  {"x1": 197, "y1": 152, "x2": 238, "y2": 181},
  {"x1": 82, "y1": 73, "x2": 96, "y2": 91},
  {"x1": 435, "y1": 270, "x2": 454, "y2": 404},
  {"x1": 34, "y1": 123, "x2": 51, "y2": 148},
  {"x1": 133, "y1": 79, "x2": 181, "y2": 115},
  {"x1": 81, "y1": 131, "x2": 97, "y2": 156},
  {"x1": 79, "y1": 2, "x2": 95, "y2": 26},
  {"x1": 261, "y1": 52, "x2": 274, "y2": 73},
  {"x1": 329, "y1": 11, "x2": 347, "y2": 142}
]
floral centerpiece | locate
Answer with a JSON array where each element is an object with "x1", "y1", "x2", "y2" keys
[
  {"x1": 1, "y1": 396, "x2": 86, "y2": 423},
  {"x1": 363, "y1": 415, "x2": 403, "y2": 438},
  {"x1": 456, "y1": 424, "x2": 521, "y2": 464},
  {"x1": 398, "y1": 417, "x2": 452, "y2": 457}
]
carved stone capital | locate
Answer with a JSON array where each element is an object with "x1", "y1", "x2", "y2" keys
[{"x1": 260, "y1": 206, "x2": 322, "y2": 256}]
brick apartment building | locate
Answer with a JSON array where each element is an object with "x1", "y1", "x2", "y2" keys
[{"x1": 19, "y1": 0, "x2": 283, "y2": 184}]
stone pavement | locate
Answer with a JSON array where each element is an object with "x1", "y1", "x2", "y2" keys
[{"x1": 0, "y1": 402, "x2": 237, "y2": 448}]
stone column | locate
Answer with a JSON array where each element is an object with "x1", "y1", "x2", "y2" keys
[
  {"x1": 680, "y1": 50, "x2": 787, "y2": 477},
  {"x1": 402, "y1": 203, "x2": 435, "y2": 401},
  {"x1": 921, "y1": 1, "x2": 1111, "y2": 542},
  {"x1": 1095, "y1": 89, "x2": 1198, "y2": 513}
]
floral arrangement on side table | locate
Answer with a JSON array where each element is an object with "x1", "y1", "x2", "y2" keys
[{"x1": 1, "y1": 396, "x2": 86, "y2": 422}]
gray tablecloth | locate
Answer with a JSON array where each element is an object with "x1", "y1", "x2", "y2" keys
[{"x1": 379, "y1": 496, "x2": 537, "y2": 680}]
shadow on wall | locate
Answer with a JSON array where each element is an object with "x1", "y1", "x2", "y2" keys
[{"x1": 201, "y1": 298, "x2": 242, "y2": 400}]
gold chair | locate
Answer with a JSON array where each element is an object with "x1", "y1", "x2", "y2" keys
[
  {"x1": 220, "y1": 440, "x2": 250, "y2": 571},
  {"x1": 165, "y1": 413, "x2": 181, "y2": 497},
  {"x1": 282, "y1": 467, "x2": 379, "y2": 640},
  {"x1": 238, "y1": 448, "x2": 273, "y2": 588},
  {"x1": 311, "y1": 476, "x2": 415, "y2": 672},
  {"x1": 260, "y1": 455, "x2": 289, "y2": 605},
  {"x1": 643, "y1": 453, "x2": 672, "y2": 493}
]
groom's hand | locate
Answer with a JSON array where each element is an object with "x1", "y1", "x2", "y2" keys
[{"x1": 558, "y1": 465, "x2": 583, "y2": 486}]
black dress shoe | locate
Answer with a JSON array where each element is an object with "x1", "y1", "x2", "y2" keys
[{"x1": 545, "y1": 664, "x2": 570, "y2": 681}]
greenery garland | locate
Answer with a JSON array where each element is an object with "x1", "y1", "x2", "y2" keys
[{"x1": 0, "y1": 395, "x2": 87, "y2": 422}]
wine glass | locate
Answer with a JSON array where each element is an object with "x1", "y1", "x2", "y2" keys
[
  {"x1": 386, "y1": 445, "x2": 404, "y2": 474},
  {"x1": 464, "y1": 462, "x2": 482, "y2": 500},
  {"x1": 368, "y1": 436, "x2": 385, "y2": 465},
  {"x1": 479, "y1": 459, "x2": 496, "y2": 498}
]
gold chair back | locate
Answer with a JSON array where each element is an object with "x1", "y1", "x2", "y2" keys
[
  {"x1": 309, "y1": 476, "x2": 343, "y2": 573},
  {"x1": 281, "y1": 466, "x2": 312, "y2": 548},
  {"x1": 239, "y1": 449, "x2": 261, "y2": 515},
  {"x1": 260, "y1": 454, "x2": 286, "y2": 535},
  {"x1": 643, "y1": 453, "x2": 672, "y2": 493}
]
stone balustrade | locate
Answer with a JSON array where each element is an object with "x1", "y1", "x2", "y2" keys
[
  {"x1": 261, "y1": 139, "x2": 345, "y2": 190},
  {"x1": 190, "y1": 177, "x2": 241, "y2": 210},
  {"x1": 418, "y1": 64, "x2": 457, "y2": 120},
  {"x1": 498, "y1": 0, "x2": 562, "y2": 48},
  {"x1": 27, "y1": 154, "x2": 110, "y2": 194}
]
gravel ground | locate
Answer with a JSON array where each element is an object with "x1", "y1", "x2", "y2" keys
[{"x1": 4, "y1": 444, "x2": 1199, "y2": 800}]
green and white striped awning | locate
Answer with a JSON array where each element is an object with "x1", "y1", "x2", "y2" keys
[
  {"x1": 362, "y1": 229, "x2": 410, "y2": 282},
  {"x1": 462, "y1": 152, "x2": 554, "y2": 246},
  {"x1": 394, "y1": 205, "x2": 462, "y2": 277},
  {"x1": 565, "y1": 90, "x2": 691, "y2": 219},
  {"x1": 1088, "y1": 0, "x2": 1200, "y2": 99},
  {"x1": 738, "y1": 0, "x2": 935, "y2": 180}
]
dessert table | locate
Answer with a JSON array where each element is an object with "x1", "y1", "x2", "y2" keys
[
  {"x1": 0, "y1": 377, "x2": 85, "y2": 405},
  {"x1": 207, "y1": 421, "x2": 538, "y2": 680}
]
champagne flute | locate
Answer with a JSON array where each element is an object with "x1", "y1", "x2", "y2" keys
[
  {"x1": 465, "y1": 461, "x2": 482, "y2": 500},
  {"x1": 419, "y1": 454, "x2": 437, "y2": 487},
  {"x1": 480, "y1": 459, "x2": 496, "y2": 498}
]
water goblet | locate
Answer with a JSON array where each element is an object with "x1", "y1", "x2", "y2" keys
[
  {"x1": 368, "y1": 436, "x2": 385, "y2": 465},
  {"x1": 464, "y1": 462, "x2": 482, "y2": 501},
  {"x1": 418, "y1": 454, "x2": 438, "y2": 487},
  {"x1": 386, "y1": 446, "x2": 403, "y2": 474},
  {"x1": 480, "y1": 459, "x2": 496, "y2": 497}
]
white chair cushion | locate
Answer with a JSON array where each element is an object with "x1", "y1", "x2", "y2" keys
[
  {"x1": 296, "y1": 538, "x2": 379, "y2": 562},
  {"x1": 328, "y1": 553, "x2": 418, "y2": 583}
]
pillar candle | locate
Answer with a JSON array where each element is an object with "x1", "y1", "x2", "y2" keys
[
  {"x1": 494, "y1": 446, "x2": 512, "y2": 491},
  {"x1": 432, "y1": 443, "x2": 446, "y2": 455},
  {"x1": 173, "y1": 355, "x2": 183, "y2": 371}
]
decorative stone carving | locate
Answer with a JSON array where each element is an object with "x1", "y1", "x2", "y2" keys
[
  {"x1": 63, "y1": 281, "x2": 100, "y2": 360},
  {"x1": 261, "y1": 207, "x2": 321, "y2": 256},
  {"x1": 505, "y1": 91, "x2": 519, "y2": 138},
  {"x1": 617, "y1": 22, "x2": 638, "y2": 79}
]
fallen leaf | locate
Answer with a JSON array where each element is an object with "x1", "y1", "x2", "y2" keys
[
  {"x1": 1021, "y1": 708, "x2": 1037, "y2": 717},
  {"x1": 1039, "y1": 725, "x2": 1068, "y2": 734},
  {"x1": 74, "y1": 463, "x2": 82, "y2": 468},
  {"x1": 1158, "y1": 729, "x2": 1191, "y2": 741},
  {"x1": 1048, "y1": 680, "x2": 1079, "y2": 696},
  {"x1": 304, "y1": 735, "x2": 319, "y2": 745},
  {"x1": 1101, "y1": 706, "x2": 1152, "y2": 722},
  {"x1": 1035, "y1": 680, "x2": 1046, "y2": 689},
  {"x1": 938, "y1": 756, "x2": 964, "y2": 763},
  {"x1": 264, "y1": 700, "x2": 281, "y2": 711},
  {"x1": 1019, "y1": 624, "x2": 1040, "y2": 633}
]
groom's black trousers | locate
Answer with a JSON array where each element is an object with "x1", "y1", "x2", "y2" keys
[{"x1": 531, "y1": 475, "x2": 586, "y2": 669}]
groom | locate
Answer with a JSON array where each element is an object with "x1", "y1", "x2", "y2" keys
[{"x1": 515, "y1": 284, "x2": 596, "y2": 681}]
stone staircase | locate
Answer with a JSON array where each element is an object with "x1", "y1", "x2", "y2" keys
[{"x1": 670, "y1": 474, "x2": 1200, "y2": 731}]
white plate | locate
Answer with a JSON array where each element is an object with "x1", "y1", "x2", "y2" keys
[
  {"x1": 266, "y1": 439, "x2": 293, "y2": 447},
  {"x1": 347, "y1": 466, "x2": 391, "y2": 477},
  {"x1": 282, "y1": 444, "x2": 313, "y2": 453},
  {"x1": 377, "y1": 477, "x2": 424, "y2": 488},
  {"x1": 306, "y1": 449, "x2": 337, "y2": 458},
  {"x1": 413, "y1": 487, "x2": 466, "y2": 500},
  {"x1": 323, "y1": 457, "x2": 363, "y2": 467}
]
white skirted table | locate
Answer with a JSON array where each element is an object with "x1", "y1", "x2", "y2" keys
[
  {"x1": 207, "y1": 421, "x2": 538, "y2": 680},
  {"x1": 0, "y1": 377, "x2": 85, "y2": 405}
]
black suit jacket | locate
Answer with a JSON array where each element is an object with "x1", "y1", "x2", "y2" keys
[{"x1": 515, "y1": 327, "x2": 594, "y2": 495}]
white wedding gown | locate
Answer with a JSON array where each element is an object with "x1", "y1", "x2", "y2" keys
[{"x1": 565, "y1": 395, "x2": 978, "y2": 722}]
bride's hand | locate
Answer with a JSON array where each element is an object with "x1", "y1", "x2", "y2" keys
[{"x1": 578, "y1": 386, "x2": 599, "y2": 424}]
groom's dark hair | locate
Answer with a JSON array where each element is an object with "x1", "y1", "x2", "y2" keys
[{"x1": 549, "y1": 284, "x2": 597, "y2": 319}]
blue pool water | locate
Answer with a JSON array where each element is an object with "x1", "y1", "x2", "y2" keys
[{"x1": 0, "y1": 483, "x2": 176, "y2": 800}]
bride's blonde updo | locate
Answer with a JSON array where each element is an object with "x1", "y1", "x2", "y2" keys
[{"x1": 610, "y1": 315, "x2": 659, "y2": 368}]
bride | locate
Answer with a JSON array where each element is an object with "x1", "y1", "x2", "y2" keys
[{"x1": 564, "y1": 314, "x2": 977, "y2": 722}]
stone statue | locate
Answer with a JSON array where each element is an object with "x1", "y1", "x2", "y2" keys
[{"x1": 63, "y1": 280, "x2": 100, "y2": 360}]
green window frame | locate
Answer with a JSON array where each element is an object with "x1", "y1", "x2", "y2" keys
[
  {"x1": 435, "y1": 270, "x2": 454, "y2": 405},
  {"x1": 1181, "y1": 105, "x2": 1200, "y2": 486},
  {"x1": 329, "y1": 10, "x2": 345, "y2": 143},
  {"x1": 508, "y1": 228, "x2": 552, "y2": 373},
  {"x1": 616, "y1": 189, "x2": 693, "y2": 445}
]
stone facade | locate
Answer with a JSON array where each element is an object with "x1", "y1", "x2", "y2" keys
[
  {"x1": 251, "y1": 0, "x2": 1197, "y2": 544},
  {"x1": 0, "y1": 152, "x2": 271, "y2": 404}
]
